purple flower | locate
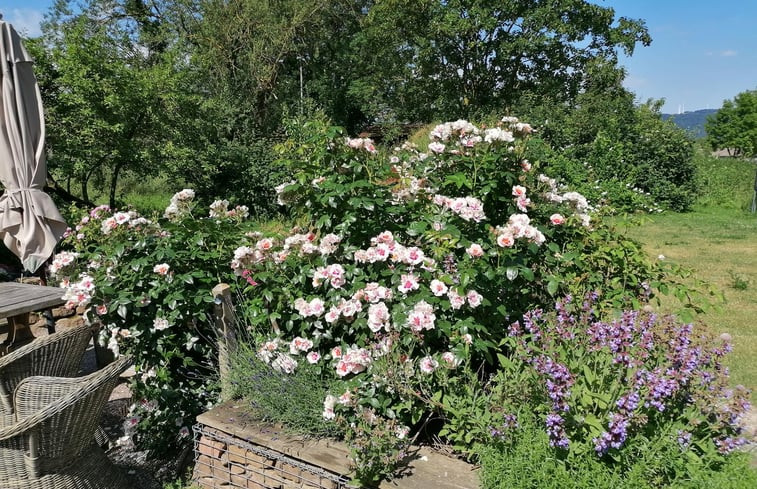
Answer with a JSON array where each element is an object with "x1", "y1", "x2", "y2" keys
[
  {"x1": 715, "y1": 436, "x2": 747, "y2": 454},
  {"x1": 593, "y1": 413, "x2": 629, "y2": 454},
  {"x1": 545, "y1": 413, "x2": 570, "y2": 449},
  {"x1": 616, "y1": 390, "x2": 640, "y2": 412},
  {"x1": 677, "y1": 430, "x2": 691, "y2": 448}
]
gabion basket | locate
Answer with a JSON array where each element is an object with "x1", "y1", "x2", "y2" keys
[{"x1": 193, "y1": 424, "x2": 356, "y2": 489}]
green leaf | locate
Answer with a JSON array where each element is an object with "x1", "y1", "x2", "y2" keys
[{"x1": 547, "y1": 280, "x2": 559, "y2": 296}]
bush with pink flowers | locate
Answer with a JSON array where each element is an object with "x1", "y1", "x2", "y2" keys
[
  {"x1": 51, "y1": 193, "x2": 256, "y2": 454},
  {"x1": 230, "y1": 116, "x2": 725, "y2": 483}
]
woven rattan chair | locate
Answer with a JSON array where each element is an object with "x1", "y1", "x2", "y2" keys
[
  {"x1": 0, "y1": 324, "x2": 92, "y2": 425},
  {"x1": 0, "y1": 355, "x2": 133, "y2": 489}
]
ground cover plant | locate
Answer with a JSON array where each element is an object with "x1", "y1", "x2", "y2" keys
[{"x1": 228, "y1": 116, "x2": 749, "y2": 485}]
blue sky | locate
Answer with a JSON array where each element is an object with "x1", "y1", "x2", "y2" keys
[
  {"x1": 603, "y1": 0, "x2": 757, "y2": 113},
  {"x1": 3, "y1": 0, "x2": 756, "y2": 114}
]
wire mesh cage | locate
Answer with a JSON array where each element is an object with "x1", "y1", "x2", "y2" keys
[{"x1": 193, "y1": 423, "x2": 356, "y2": 489}]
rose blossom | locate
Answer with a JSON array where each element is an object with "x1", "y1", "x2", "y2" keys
[
  {"x1": 338, "y1": 391, "x2": 353, "y2": 405},
  {"x1": 447, "y1": 289, "x2": 466, "y2": 310},
  {"x1": 271, "y1": 353, "x2": 298, "y2": 374},
  {"x1": 428, "y1": 141, "x2": 446, "y2": 154},
  {"x1": 441, "y1": 351, "x2": 461, "y2": 367},
  {"x1": 429, "y1": 279, "x2": 448, "y2": 297},
  {"x1": 406, "y1": 300, "x2": 436, "y2": 332},
  {"x1": 289, "y1": 336, "x2": 314, "y2": 354},
  {"x1": 496, "y1": 232, "x2": 515, "y2": 248},
  {"x1": 323, "y1": 395, "x2": 337, "y2": 420},
  {"x1": 256, "y1": 238, "x2": 274, "y2": 251},
  {"x1": 550, "y1": 213, "x2": 565, "y2": 225},
  {"x1": 466, "y1": 243, "x2": 484, "y2": 258},
  {"x1": 153, "y1": 318, "x2": 170, "y2": 331},
  {"x1": 419, "y1": 356, "x2": 439, "y2": 374},
  {"x1": 397, "y1": 273, "x2": 420, "y2": 294},
  {"x1": 466, "y1": 290, "x2": 483, "y2": 308},
  {"x1": 153, "y1": 263, "x2": 170, "y2": 275}
]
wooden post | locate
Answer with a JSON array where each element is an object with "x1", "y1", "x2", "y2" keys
[{"x1": 212, "y1": 283, "x2": 237, "y2": 401}]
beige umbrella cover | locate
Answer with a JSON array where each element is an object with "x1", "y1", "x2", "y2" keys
[{"x1": 0, "y1": 19, "x2": 67, "y2": 273}]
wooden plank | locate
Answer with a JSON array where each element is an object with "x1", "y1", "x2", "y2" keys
[{"x1": 0, "y1": 283, "x2": 66, "y2": 318}]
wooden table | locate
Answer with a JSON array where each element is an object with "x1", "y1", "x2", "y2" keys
[{"x1": 0, "y1": 282, "x2": 66, "y2": 349}]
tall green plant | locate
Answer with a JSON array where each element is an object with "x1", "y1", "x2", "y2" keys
[{"x1": 52, "y1": 194, "x2": 256, "y2": 454}]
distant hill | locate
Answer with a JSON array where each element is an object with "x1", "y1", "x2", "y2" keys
[{"x1": 661, "y1": 109, "x2": 717, "y2": 139}]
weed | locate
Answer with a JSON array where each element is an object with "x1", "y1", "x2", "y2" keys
[{"x1": 729, "y1": 270, "x2": 751, "y2": 291}]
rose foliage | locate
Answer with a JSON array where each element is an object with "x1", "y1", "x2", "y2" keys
[
  {"x1": 229, "y1": 117, "x2": 739, "y2": 484},
  {"x1": 51, "y1": 193, "x2": 255, "y2": 453}
]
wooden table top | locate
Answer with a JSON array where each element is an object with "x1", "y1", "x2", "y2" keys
[{"x1": 0, "y1": 282, "x2": 66, "y2": 319}]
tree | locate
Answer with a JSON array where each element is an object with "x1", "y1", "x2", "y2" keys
[
  {"x1": 348, "y1": 0, "x2": 651, "y2": 123},
  {"x1": 36, "y1": 0, "x2": 186, "y2": 208},
  {"x1": 518, "y1": 60, "x2": 697, "y2": 212},
  {"x1": 706, "y1": 89, "x2": 757, "y2": 157}
]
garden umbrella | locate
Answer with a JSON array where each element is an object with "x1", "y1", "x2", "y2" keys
[{"x1": 0, "y1": 17, "x2": 66, "y2": 273}]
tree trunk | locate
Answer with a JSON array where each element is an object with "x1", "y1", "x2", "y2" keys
[
  {"x1": 109, "y1": 162, "x2": 124, "y2": 209},
  {"x1": 46, "y1": 172, "x2": 95, "y2": 207},
  {"x1": 80, "y1": 176, "x2": 89, "y2": 202}
]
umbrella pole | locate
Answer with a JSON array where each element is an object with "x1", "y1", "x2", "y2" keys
[{"x1": 35, "y1": 256, "x2": 58, "y2": 334}]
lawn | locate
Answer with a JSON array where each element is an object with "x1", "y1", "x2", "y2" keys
[{"x1": 620, "y1": 205, "x2": 757, "y2": 391}]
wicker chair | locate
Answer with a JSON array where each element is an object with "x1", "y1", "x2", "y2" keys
[
  {"x1": 0, "y1": 355, "x2": 133, "y2": 489},
  {"x1": 0, "y1": 324, "x2": 93, "y2": 426}
]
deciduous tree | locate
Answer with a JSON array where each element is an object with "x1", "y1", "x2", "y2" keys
[
  {"x1": 349, "y1": 0, "x2": 651, "y2": 122},
  {"x1": 706, "y1": 90, "x2": 757, "y2": 157}
]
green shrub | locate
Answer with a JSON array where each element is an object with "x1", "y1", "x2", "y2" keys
[
  {"x1": 694, "y1": 152, "x2": 757, "y2": 209},
  {"x1": 229, "y1": 115, "x2": 707, "y2": 482},
  {"x1": 51, "y1": 193, "x2": 257, "y2": 454},
  {"x1": 520, "y1": 97, "x2": 697, "y2": 213}
]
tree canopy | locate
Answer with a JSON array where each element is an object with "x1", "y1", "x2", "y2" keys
[
  {"x1": 28, "y1": 0, "x2": 655, "y2": 211},
  {"x1": 348, "y1": 0, "x2": 651, "y2": 122},
  {"x1": 706, "y1": 89, "x2": 757, "y2": 157}
]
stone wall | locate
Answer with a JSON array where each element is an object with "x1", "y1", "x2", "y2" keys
[{"x1": 192, "y1": 402, "x2": 479, "y2": 489}]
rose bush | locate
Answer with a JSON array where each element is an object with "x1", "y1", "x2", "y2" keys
[
  {"x1": 51, "y1": 192, "x2": 255, "y2": 453},
  {"x1": 230, "y1": 116, "x2": 725, "y2": 483}
]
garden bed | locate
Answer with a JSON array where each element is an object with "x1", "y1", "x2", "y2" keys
[{"x1": 192, "y1": 401, "x2": 479, "y2": 489}]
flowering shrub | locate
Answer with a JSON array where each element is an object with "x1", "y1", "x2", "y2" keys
[
  {"x1": 464, "y1": 294, "x2": 750, "y2": 486},
  {"x1": 502, "y1": 296, "x2": 749, "y2": 456},
  {"x1": 232, "y1": 116, "x2": 708, "y2": 482},
  {"x1": 52, "y1": 192, "x2": 255, "y2": 453}
]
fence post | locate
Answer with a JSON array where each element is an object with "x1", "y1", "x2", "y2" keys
[{"x1": 212, "y1": 283, "x2": 237, "y2": 401}]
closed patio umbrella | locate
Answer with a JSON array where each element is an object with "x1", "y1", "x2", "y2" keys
[{"x1": 0, "y1": 16, "x2": 67, "y2": 273}]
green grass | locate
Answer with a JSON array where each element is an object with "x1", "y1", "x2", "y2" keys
[{"x1": 619, "y1": 206, "x2": 757, "y2": 392}]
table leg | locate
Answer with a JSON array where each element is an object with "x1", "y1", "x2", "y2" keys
[{"x1": 5, "y1": 313, "x2": 34, "y2": 345}]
